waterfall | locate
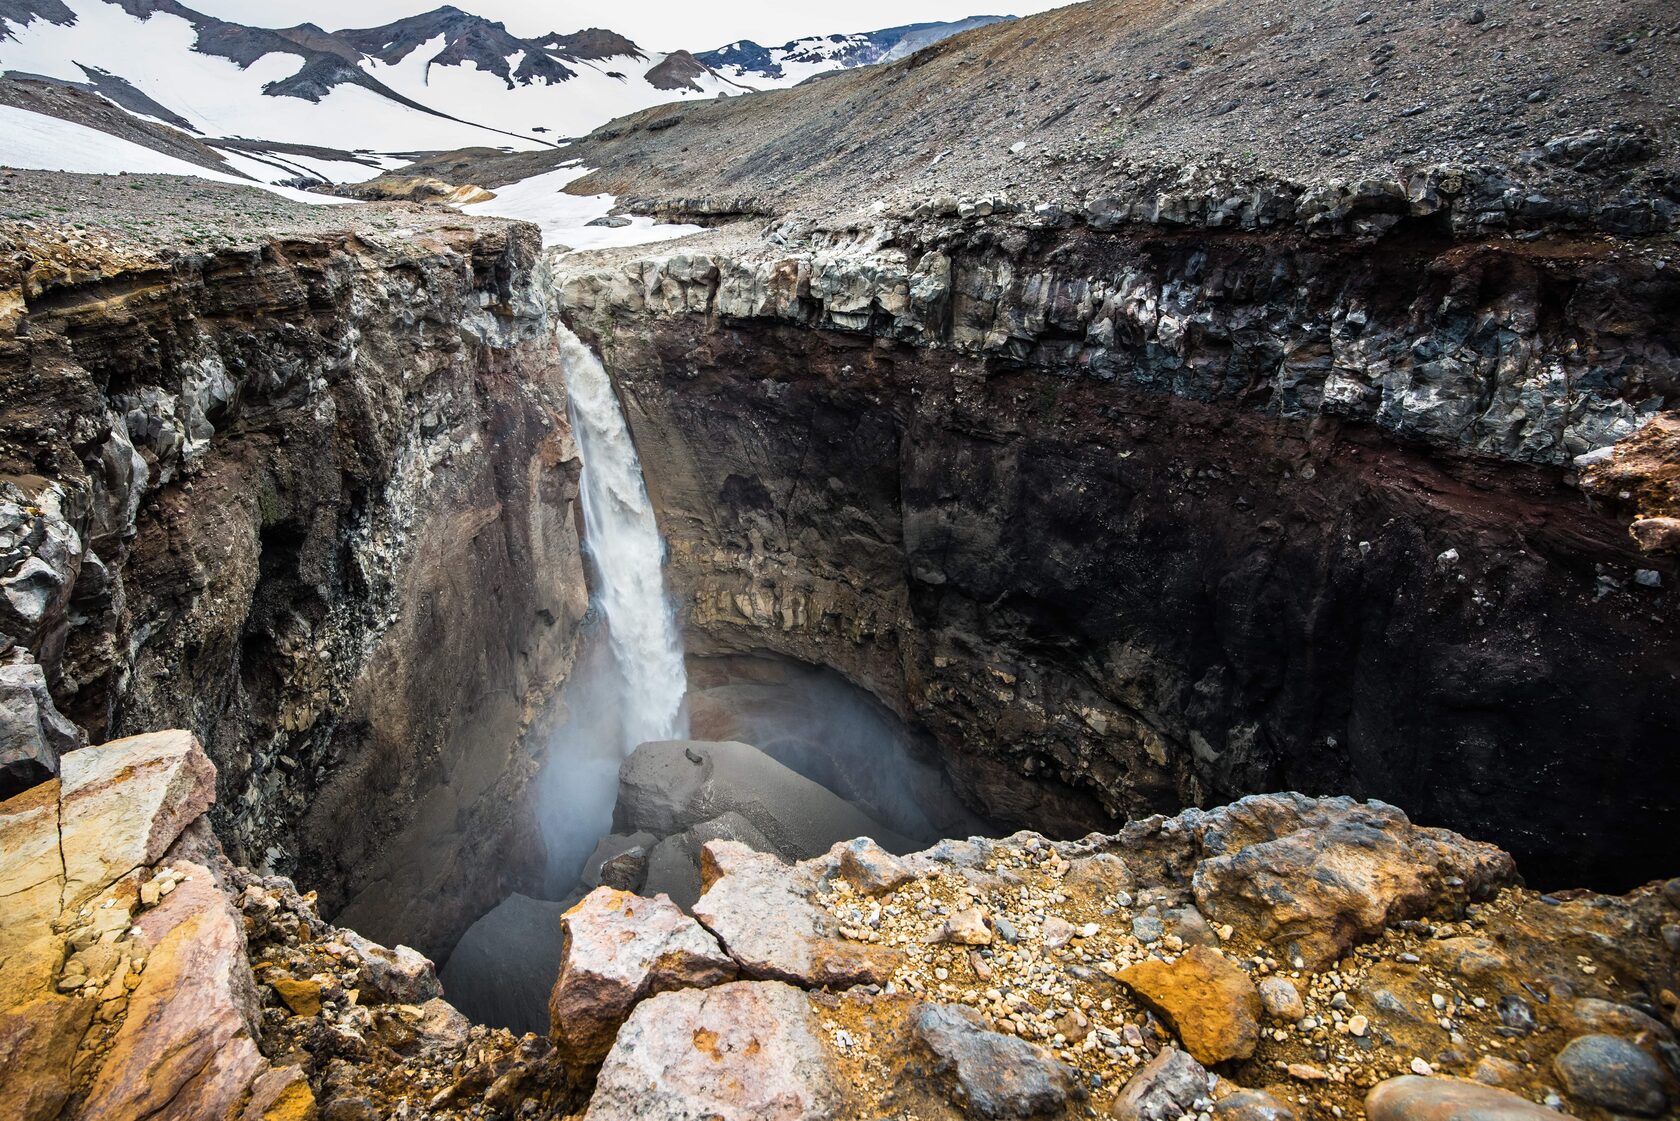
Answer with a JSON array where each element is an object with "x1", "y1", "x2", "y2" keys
[{"x1": 555, "y1": 323, "x2": 689, "y2": 753}]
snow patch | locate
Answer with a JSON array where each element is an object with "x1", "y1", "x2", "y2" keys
[
  {"x1": 461, "y1": 164, "x2": 700, "y2": 251},
  {"x1": 0, "y1": 104, "x2": 350, "y2": 204}
]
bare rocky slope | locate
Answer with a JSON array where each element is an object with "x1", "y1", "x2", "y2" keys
[{"x1": 556, "y1": 0, "x2": 1678, "y2": 225}]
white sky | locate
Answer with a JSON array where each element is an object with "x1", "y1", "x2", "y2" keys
[{"x1": 185, "y1": 1, "x2": 1076, "y2": 55}]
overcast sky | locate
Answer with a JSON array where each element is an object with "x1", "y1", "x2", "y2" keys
[{"x1": 186, "y1": 1, "x2": 1075, "y2": 54}]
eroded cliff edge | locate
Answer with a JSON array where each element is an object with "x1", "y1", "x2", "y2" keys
[
  {"x1": 0, "y1": 177, "x2": 589, "y2": 959},
  {"x1": 553, "y1": 198, "x2": 1679, "y2": 889}
]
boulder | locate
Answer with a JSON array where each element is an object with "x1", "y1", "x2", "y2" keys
[
  {"x1": 440, "y1": 893, "x2": 568, "y2": 1035},
  {"x1": 834, "y1": 836, "x2": 915, "y2": 894},
  {"x1": 643, "y1": 811, "x2": 775, "y2": 911},
  {"x1": 0, "y1": 661, "x2": 79, "y2": 799},
  {"x1": 615, "y1": 740, "x2": 913, "y2": 858},
  {"x1": 913, "y1": 1002, "x2": 1084, "y2": 1120},
  {"x1": 1191, "y1": 795, "x2": 1516, "y2": 970},
  {"x1": 694, "y1": 841, "x2": 901, "y2": 988},
  {"x1": 550, "y1": 887, "x2": 736, "y2": 1067},
  {"x1": 1109, "y1": 1047, "x2": 1212, "y2": 1121},
  {"x1": 1552, "y1": 1033, "x2": 1669, "y2": 1116},
  {"x1": 581, "y1": 832, "x2": 658, "y2": 890},
  {"x1": 1366, "y1": 1075, "x2": 1581, "y2": 1121},
  {"x1": 342, "y1": 931, "x2": 441, "y2": 1005},
  {"x1": 1116, "y1": 946, "x2": 1261, "y2": 1064},
  {"x1": 57, "y1": 731, "x2": 217, "y2": 909},
  {"x1": 72, "y1": 867, "x2": 268, "y2": 1121},
  {"x1": 1258, "y1": 976, "x2": 1305, "y2": 1022},
  {"x1": 583, "y1": 981, "x2": 839, "y2": 1121}
]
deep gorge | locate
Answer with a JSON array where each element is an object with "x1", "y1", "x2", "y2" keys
[{"x1": 3, "y1": 196, "x2": 1677, "y2": 980}]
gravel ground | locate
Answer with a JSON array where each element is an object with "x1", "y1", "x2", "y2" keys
[{"x1": 0, "y1": 169, "x2": 521, "y2": 256}]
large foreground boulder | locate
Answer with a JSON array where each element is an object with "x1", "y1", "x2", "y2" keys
[
  {"x1": 583, "y1": 981, "x2": 840, "y2": 1121},
  {"x1": 694, "y1": 841, "x2": 902, "y2": 988},
  {"x1": 550, "y1": 887, "x2": 736, "y2": 1067},
  {"x1": 1189, "y1": 794, "x2": 1517, "y2": 969},
  {"x1": 0, "y1": 731, "x2": 282, "y2": 1121}
]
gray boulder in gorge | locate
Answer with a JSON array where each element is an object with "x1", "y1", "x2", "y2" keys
[
  {"x1": 615, "y1": 739, "x2": 914, "y2": 858},
  {"x1": 440, "y1": 893, "x2": 569, "y2": 1036},
  {"x1": 583, "y1": 981, "x2": 839, "y2": 1121},
  {"x1": 642, "y1": 810, "x2": 775, "y2": 910}
]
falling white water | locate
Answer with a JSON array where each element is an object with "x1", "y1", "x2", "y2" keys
[{"x1": 555, "y1": 323, "x2": 689, "y2": 752}]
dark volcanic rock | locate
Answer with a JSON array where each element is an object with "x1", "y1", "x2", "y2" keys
[
  {"x1": 556, "y1": 219, "x2": 1680, "y2": 890},
  {"x1": 0, "y1": 200, "x2": 589, "y2": 962}
]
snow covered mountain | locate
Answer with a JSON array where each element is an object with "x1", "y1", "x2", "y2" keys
[
  {"x1": 0, "y1": 0, "x2": 745, "y2": 184},
  {"x1": 697, "y1": 16, "x2": 1013, "y2": 89},
  {"x1": 0, "y1": 1, "x2": 1013, "y2": 192}
]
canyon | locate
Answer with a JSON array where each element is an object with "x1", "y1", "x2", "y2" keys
[{"x1": 0, "y1": 0, "x2": 1678, "y2": 1118}]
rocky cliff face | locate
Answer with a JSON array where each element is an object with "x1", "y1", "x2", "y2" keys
[
  {"x1": 0, "y1": 181, "x2": 590, "y2": 959},
  {"x1": 555, "y1": 204, "x2": 1679, "y2": 890}
]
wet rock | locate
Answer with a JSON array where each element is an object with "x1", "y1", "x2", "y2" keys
[
  {"x1": 598, "y1": 848, "x2": 648, "y2": 892},
  {"x1": 1552, "y1": 1033, "x2": 1669, "y2": 1116},
  {"x1": 550, "y1": 887, "x2": 737, "y2": 1067},
  {"x1": 913, "y1": 1002, "x2": 1084, "y2": 1120},
  {"x1": 0, "y1": 661, "x2": 80, "y2": 799},
  {"x1": 582, "y1": 832, "x2": 657, "y2": 890},
  {"x1": 439, "y1": 893, "x2": 567, "y2": 1035},
  {"x1": 1192, "y1": 795, "x2": 1516, "y2": 970},
  {"x1": 695, "y1": 841, "x2": 901, "y2": 987},
  {"x1": 1366, "y1": 1075, "x2": 1576, "y2": 1121},
  {"x1": 1116, "y1": 945, "x2": 1261, "y2": 1064},
  {"x1": 583, "y1": 981, "x2": 838, "y2": 1121},
  {"x1": 616, "y1": 740, "x2": 911, "y2": 858},
  {"x1": 1109, "y1": 1047, "x2": 1211, "y2": 1121},
  {"x1": 1258, "y1": 976, "x2": 1306, "y2": 1021}
]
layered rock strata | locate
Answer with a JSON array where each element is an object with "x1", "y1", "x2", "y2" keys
[
  {"x1": 0, "y1": 193, "x2": 590, "y2": 958},
  {"x1": 554, "y1": 213, "x2": 1679, "y2": 888}
]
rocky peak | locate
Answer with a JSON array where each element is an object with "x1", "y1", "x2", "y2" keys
[
  {"x1": 538, "y1": 27, "x2": 644, "y2": 62},
  {"x1": 336, "y1": 5, "x2": 577, "y2": 88},
  {"x1": 643, "y1": 50, "x2": 717, "y2": 93}
]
